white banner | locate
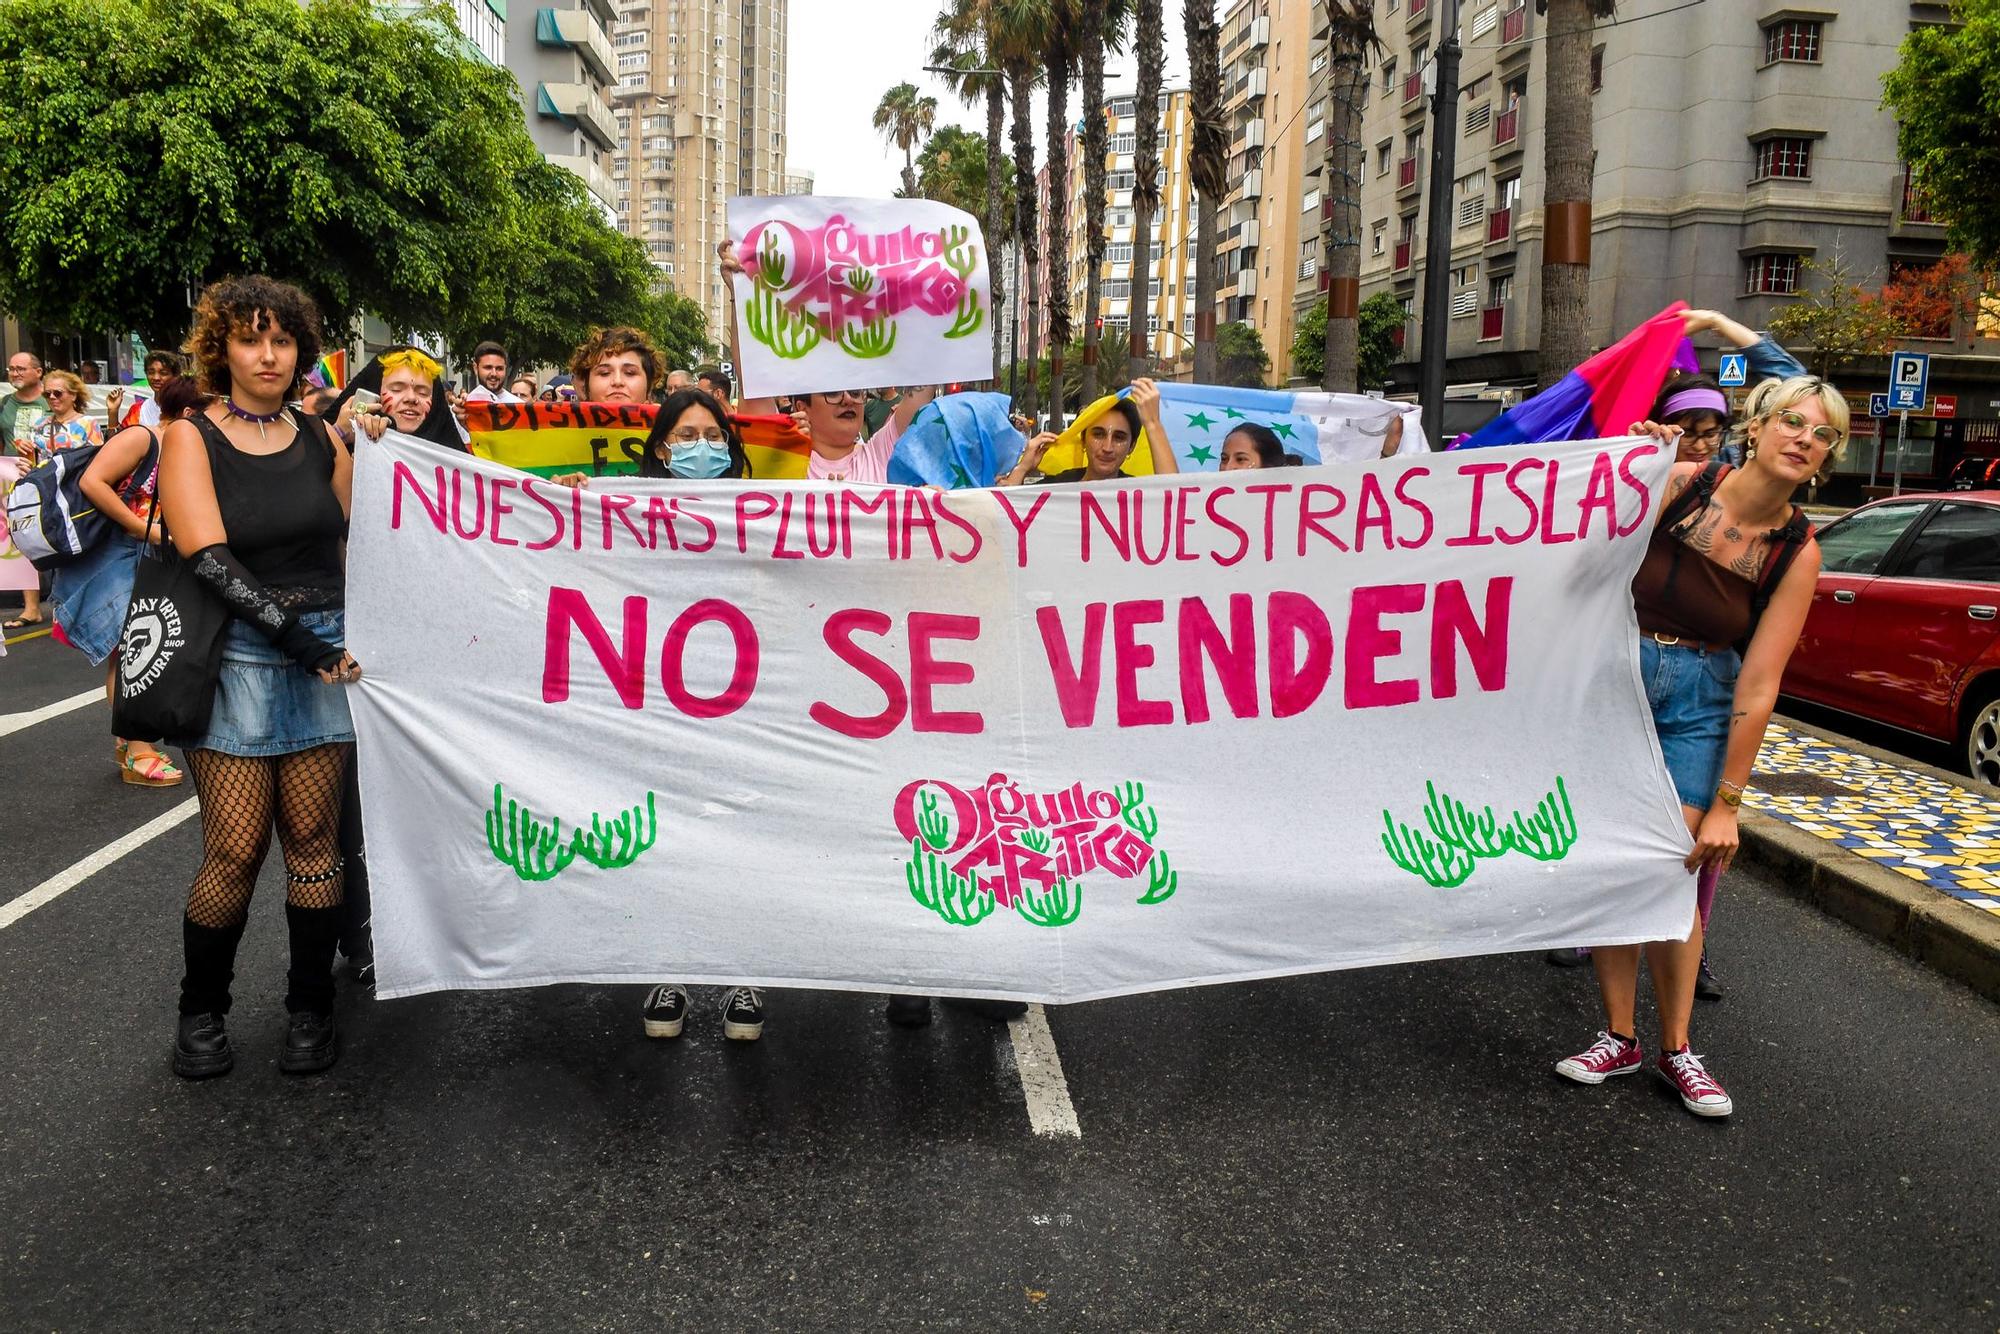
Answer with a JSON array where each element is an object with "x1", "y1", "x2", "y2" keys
[
  {"x1": 726, "y1": 195, "x2": 994, "y2": 399},
  {"x1": 347, "y1": 433, "x2": 1695, "y2": 1002}
]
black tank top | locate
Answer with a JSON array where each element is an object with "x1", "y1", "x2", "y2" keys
[{"x1": 193, "y1": 413, "x2": 346, "y2": 607}]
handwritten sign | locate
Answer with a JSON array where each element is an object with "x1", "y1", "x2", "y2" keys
[
  {"x1": 726, "y1": 195, "x2": 994, "y2": 398},
  {"x1": 346, "y1": 433, "x2": 1695, "y2": 1001}
]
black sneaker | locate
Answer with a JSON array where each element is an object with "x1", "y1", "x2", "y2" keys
[
  {"x1": 1695, "y1": 951, "x2": 1723, "y2": 1001},
  {"x1": 885, "y1": 995, "x2": 933, "y2": 1028},
  {"x1": 1545, "y1": 947, "x2": 1592, "y2": 967},
  {"x1": 944, "y1": 997, "x2": 1029, "y2": 1022},
  {"x1": 279, "y1": 1010, "x2": 338, "y2": 1074},
  {"x1": 642, "y1": 984, "x2": 689, "y2": 1038},
  {"x1": 720, "y1": 987, "x2": 765, "y2": 1041},
  {"x1": 173, "y1": 1012, "x2": 234, "y2": 1080}
]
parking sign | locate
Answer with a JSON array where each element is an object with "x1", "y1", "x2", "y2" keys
[
  {"x1": 1888, "y1": 351, "x2": 1929, "y2": 411},
  {"x1": 1718, "y1": 352, "x2": 1748, "y2": 387},
  {"x1": 1869, "y1": 393, "x2": 1889, "y2": 419}
]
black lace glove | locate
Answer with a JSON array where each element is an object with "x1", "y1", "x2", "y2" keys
[{"x1": 188, "y1": 544, "x2": 344, "y2": 673}]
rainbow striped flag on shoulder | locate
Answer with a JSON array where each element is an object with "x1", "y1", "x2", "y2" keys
[{"x1": 463, "y1": 401, "x2": 814, "y2": 479}]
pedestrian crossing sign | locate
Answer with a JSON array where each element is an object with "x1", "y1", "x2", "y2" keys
[{"x1": 1718, "y1": 353, "x2": 1748, "y2": 387}]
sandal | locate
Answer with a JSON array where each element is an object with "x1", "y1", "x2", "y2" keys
[
  {"x1": 121, "y1": 748, "x2": 185, "y2": 788},
  {"x1": 3, "y1": 614, "x2": 44, "y2": 630}
]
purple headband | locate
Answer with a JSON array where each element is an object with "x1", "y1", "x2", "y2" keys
[{"x1": 1662, "y1": 387, "x2": 1728, "y2": 418}]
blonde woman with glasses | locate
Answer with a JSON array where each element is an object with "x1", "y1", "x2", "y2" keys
[{"x1": 1554, "y1": 376, "x2": 1841, "y2": 1119}]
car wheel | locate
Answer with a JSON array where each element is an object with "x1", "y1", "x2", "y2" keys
[{"x1": 1965, "y1": 685, "x2": 2000, "y2": 788}]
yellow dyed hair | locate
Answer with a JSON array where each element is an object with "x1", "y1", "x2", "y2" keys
[{"x1": 380, "y1": 349, "x2": 443, "y2": 383}]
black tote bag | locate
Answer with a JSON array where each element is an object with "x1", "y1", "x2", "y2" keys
[{"x1": 111, "y1": 499, "x2": 229, "y2": 744}]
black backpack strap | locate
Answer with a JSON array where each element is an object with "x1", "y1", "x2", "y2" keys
[
  {"x1": 1661, "y1": 457, "x2": 1729, "y2": 533},
  {"x1": 1739, "y1": 506, "x2": 1813, "y2": 649}
]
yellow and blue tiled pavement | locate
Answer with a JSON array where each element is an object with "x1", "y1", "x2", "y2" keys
[{"x1": 1747, "y1": 724, "x2": 2000, "y2": 919}]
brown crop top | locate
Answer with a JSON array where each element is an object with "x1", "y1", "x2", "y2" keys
[{"x1": 1630, "y1": 522, "x2": 1756, "y2": 647}]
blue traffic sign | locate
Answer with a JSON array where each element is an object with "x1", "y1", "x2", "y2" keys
[
  {"x1": 1717, "y1": 352, "x2": 1748, "y2": 387},
  {"x1": 1869, "y1": 393, "x2": 1889, "y2": 419},
  {"x1": 1888, "y1": 350, "x2": 1930, "y2": 412}
]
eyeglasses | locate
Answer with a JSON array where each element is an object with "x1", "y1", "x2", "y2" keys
[
  {"x1": 1684, "y1": 427, "x2": 1725, "y2": 445},
  {"x1": 43, "y1": 388, "x2": 71, "y2": 398},
  {"x1": 6, "y1": 366, "x2": 33, "y2": 376},
  {"x1": 1771, "y1": 409, "x2": 1843, "y2": 448},
  {"x1": 668, "y1": 429, "x2": 729, "y2": 444},
  {"x1": 813, "y1": 390, "x2": 864, "y2": 404}
]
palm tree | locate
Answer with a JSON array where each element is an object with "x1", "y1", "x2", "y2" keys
[
  {"x1": 1321, "y1": 3, "x2": 1382, "y2": 392},
  {"x1": 1183, "y1": 0, "x2": 1226, "y2": 384},
  {"x1": 873, "y1": 82, "x2": 939, "y2": 197},
  {"x1": 1077, "y1": 0, "x2": 1133, "y2": 405},
  {"x1": 1125, "y1": 0, "x2": 1164, "y2": 381},
  {"x1": 1539, "y1": 0, "x2": 1615, "y2": 388},
  {"x1": 930, "y1": 3, "x2": 1012, "y2": 383},
  {"x1": 993, "y1": 0, "x2": 1050, "y2": 420},
  {"x1": 1043, "y1": 1, "x2": 1076, "y2": 427}
]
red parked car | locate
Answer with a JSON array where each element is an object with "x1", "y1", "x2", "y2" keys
[{"x1": 1782, "y1": 492, "x2": 2000, "y2": 786}]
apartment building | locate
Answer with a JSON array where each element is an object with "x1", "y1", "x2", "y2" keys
[
  {"x1": 783, "y1": 170, "x2": 816, "y2": 197},
  {"x1": 609, "y1": 0, "x2": 789, "y2": 338},
  {"x1": 1216, "y1": 0, "x2": 1319, "y2": 386},
  {"x1": 505, "y1": 0, "x2": 620, "y2": 215},
  {"x1": 1336, "y1": 0, "x2": 1991, "y2": 487}
]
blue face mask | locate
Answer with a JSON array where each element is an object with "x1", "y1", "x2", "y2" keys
[{"x1": 666, "y1": 440, "x2": 731, "y2": 479}]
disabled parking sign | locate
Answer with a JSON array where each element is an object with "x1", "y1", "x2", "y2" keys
[{"x1": 1888, "y1": 351, "x2": 1929, "y2": 412}]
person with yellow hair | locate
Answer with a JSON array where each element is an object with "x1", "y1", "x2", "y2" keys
[{"x1": 343, "y1": 346, "x2": 463, "y2": 450}]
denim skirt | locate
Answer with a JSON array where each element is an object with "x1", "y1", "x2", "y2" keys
[
  {"x1": 187, "y1": 608, "x2": 356, "y2": 757},
  {"x1": 1639, "y1": 636, "x2": 1739, "y2": 813},
  {"x1": 50, "y1": 534, "x2": 142, "y2": 667}
]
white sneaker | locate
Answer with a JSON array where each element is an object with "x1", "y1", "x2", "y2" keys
[{"x1": 642, "y1": 984, "x2": 689, "y2": 1038}]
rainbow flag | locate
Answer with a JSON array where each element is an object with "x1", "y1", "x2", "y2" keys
[
  {"x1": 1453, "y1": 302, "x2": 1688, "y2": 449},
  {"x1": 464, "y1": 401, "x2": 814, "y2": 479},
  {"x1": 304, "y1": 350, "x2": 347, "y2": 391}
]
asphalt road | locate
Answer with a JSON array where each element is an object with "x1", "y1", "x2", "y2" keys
[{"x1": 3, "y1": 628, "x2": 1997, "y2": 1332}]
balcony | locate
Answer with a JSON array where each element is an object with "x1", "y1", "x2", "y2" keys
[
  {"x1": 1244, "y1": 67, "x2": 1268, "y2": 99},
  {"x1": 1501, "y1": 2, "x2": 1527, "y2": 47},
  {"x1": 1396, "y1": 155, "x2": 1420, "y2": 193},
  {"x1": 1493, "y1": 105, "x2": 1521, "y2": 151},
  {"x1": 1402, "y1": 70, "x2": 1424, "y2": 108},
  {"x1": 1241, "y1": 219, "x2": 1261, "y2": 248},
  {"x1": 1237, "y1": 268, "x2": 1258, "y2": 297},
  {"x1": 1487, "y1": 206, "x2": 1512, "y2": 245},
  {"x1": 537, "y1": 81, "x2": 620, "y2": 151},
  {"x1": 1900, "y1": 165, "x2": 1937, "y2": 224},
  {"x1": 1480, "y1": 306, "x2": 1505, "y2": 342},
  {"x1": 1241, "y1": 167, "x2": 1263, "y2": 197},
  {"x1": 539, "y1": 6, "x2": 615, "y2": 83},
  {"x1": 1247, "y1": 15, "x2": 1270, "y2": 48},
  {"x1": 1393, "y1": 239, "x2": 1412, "y2": 272},
  {"x1": 1243, "y1": 118, "x2": 1267, "y2": 149},
  {"x1": 548, "y1": 152, "x2": 616, "y2": 210}
]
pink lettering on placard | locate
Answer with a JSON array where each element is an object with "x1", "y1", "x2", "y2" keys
[
  {"x1": 1346, "y1": 583, "x2": 1425, "y2": 709},
  {"x1": 660, "y1": 599, "x2": 759, "y2": 719}
]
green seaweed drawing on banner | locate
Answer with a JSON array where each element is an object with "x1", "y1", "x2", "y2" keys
[
  {"x1": 942, "y1": 226, "x2": 984, "y2": 339},
  {"x1": 744, "y1": 282, "x2": 824, "y2": 360},
  {"x1": 839, "y1": 312, "x2": 899, "y2": 359},
  {"x1": 484, "y1": 784, "x2": 660, "y2": 883},
  {"x1": 1015, "y1": 877, "x2": 1082, "y2": 928},
  {"x1": 906, "y1": 838, "x2": 996, "y2": 925},
  {"x1": 1381, "y1": 777, "x2": 1576, "y2": 888},
  {"x1": 1116, "y1": 780, "x2": 1177, "y2": 905}
]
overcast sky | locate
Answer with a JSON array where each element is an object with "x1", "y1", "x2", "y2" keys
[{"x1": 786, "y1": 1, "x2": 1194, "y2": 197}]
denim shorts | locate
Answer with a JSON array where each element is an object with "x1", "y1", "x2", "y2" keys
[
  {"x1": 1639, "y1": 636, "x2": 1739, "y2": 812},
  {"x1": 187, "y1": 608, "x2": 355, "y2": 757},
  {"x1": 50, "y1": 534, "x2": 142, "y2": 667}
]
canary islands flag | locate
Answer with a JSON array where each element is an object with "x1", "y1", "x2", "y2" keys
[{"x1": 1038, "y1": 382, "x2": 1426, "y2": 477}]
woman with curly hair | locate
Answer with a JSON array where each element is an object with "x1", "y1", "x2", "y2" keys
[
  {"x1": 160, "y1": 275, "x2": 363, "y2": 1080},
  {"x1": 571, "y1": 326, "x2": 664, "y2": 403}
]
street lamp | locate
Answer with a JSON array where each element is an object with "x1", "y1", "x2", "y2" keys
[{"x1": 1418, "y1": 0, "x2": 1463, "y2": 446}]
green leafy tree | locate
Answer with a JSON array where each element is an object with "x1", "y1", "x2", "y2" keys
[
  {"x1": 1291, "y1": 290, "x2": 1401, "y2": 388},
  {"x1": 911, "y1": 127, "x2": 1015, "y2": 244},
  {"x1": 1767, "y1": 249, "x2": 1906, "y2": 378},
  {"x1": 1884, "y1": 4, "x2": 2000, "y2": 269},
  {"x1": 0, "y1": 0, "x2": 545, "y2": 344},
  {"x1": 931, "y1": 3, "x2": 1014, "y2": 382},
  {"x1": 1216, "y1": 320, "x2": 1270, "y2": 387}
]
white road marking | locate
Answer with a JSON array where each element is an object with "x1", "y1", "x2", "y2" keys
[
  {"x1": 0, "y1": 687, "x2": 101, "y2": 739},
  {"x1": 0, "y1": 798, "x2": 200, "y2": 930},
  {"x1": 1007, "y1": 1003, "x2": 1081, "y2": 1139}
]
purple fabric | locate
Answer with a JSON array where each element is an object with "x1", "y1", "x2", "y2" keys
[
  {"x1": 1671, "y1": 337, "x2": 1701, "y2": 375},
  {"x1": 1662, "y1": 388, "x2": 1728, "y2": 419},
  {"x1": 1696, "y1": 862, "x2": 1720, "y2": 931}
]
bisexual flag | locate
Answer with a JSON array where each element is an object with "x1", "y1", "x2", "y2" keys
[{"x1": 1454, "y1": 302, "x2": 1688, "y2": 449}]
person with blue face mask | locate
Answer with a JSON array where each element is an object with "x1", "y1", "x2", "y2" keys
[{"x1": 637, "y1": 388, "x2": 748, "y2": 481}]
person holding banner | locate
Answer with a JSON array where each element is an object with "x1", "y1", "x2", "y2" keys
[
  {"x1": 48, "y1": 376, "x2": 212, "y2": 788},
  {"x1": 999, "y1": 379, "x2": 1176, "y2": 486},
  {"x1": 572, "y1": 326, "x2": 666, "y2": 404},
  {"x1": 508, "y1": 375, "x2": 539, "y2": 401},
  {"x1": 350, "y1": 349, "x2": 461, "y2": 450},
  {"x1": 1554, "y1": 383, "x2": 1836, "y2": 1118},
  {"x1": 1218, "y1": 423, "x2": 1295, "y2": 471},
  {"x1": 159, "y1": 275, "x2": 363, "y2": 1080}
]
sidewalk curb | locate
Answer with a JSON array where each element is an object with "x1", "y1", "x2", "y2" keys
[{"x1": 1740, "y1": 715, "x2": 2000, "y2": 1005}]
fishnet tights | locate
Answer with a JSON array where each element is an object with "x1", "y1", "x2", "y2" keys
[{"x1": 184, "y1": 744, "x2": 352, "y2": 928}]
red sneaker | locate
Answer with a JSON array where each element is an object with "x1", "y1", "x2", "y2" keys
[
  {"x1": 1656, "y1": 1047, "x2": 1733, "y2": 1117},
  {"x1": 1555, "y1": 1031, "x2": 1644, "y2": 1085}
]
